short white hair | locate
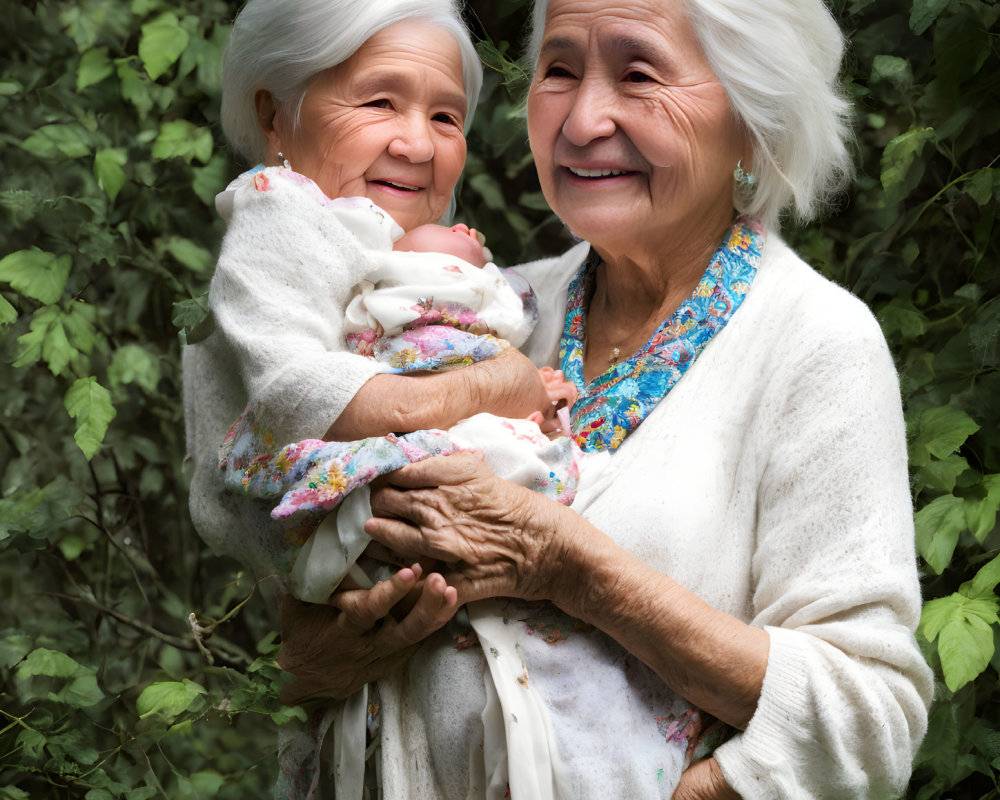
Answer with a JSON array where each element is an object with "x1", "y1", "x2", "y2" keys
[
  {"x1": 528, "y1": 0, "x2": 853, "y2": 227},
  {"x1": 222, "y1": 0, "x2": 483, "y2": 164}
]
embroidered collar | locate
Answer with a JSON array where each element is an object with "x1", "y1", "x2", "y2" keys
[{"x1": 560, "y1": 217, "x2": 765, "y2": 451}]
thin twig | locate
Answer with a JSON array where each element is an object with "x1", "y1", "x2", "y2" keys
[{"x1": 46, "y1": 592, "x2": 196, "y2": 652}]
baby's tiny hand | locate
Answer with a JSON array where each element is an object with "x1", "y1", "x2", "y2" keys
[{"x1": 530, "y1": 367, "x2": 578, "y2": 436}]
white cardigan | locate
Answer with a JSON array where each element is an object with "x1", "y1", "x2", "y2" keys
[
  {"x1": 185, "y1": 210, "x2": 933, "y2": 797},
  {"x1": 504, "y1": 234, "x2": 934, "y2": 798}
]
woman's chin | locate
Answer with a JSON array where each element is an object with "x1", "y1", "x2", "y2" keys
[{"x1": 559, "y1": 211, "x2": 646, "y2": 253}]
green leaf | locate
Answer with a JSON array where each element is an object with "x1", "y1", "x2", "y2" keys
[
  {"x1": 162, "y1": 236, "x2": 213, "y2": 272},
  {"x1": 20, "y1": 123, "x2": 93, "y2": 160},
  {"x1": 139, "y1": 12, "x2": 190, "y2": 81},
  {"x1": 151, "y1": 119, "x2": 213, "y2": 164},
  {"x1": 920, "y1": 593, "x2": 1000, "y2": 691},
  {"x1": 14, "y1": 306, "x2": 79, "y2": 375},
  {"x1": 964, "y1": 474, "x2": 1000, "y2": 542},
  {"x1": 189, "y1": 771, "x2": 226, "y2": 796},
  {"x1": 912, "y1": 406, "x2": 980, "y2": 465},
  {"x1": 17, "y1": 647, "x2": 82, "y2": 679},
  {"x1": 0, "y1": 295, "x2": 16, "y2": 326},
  {"x1": 916, "y1": 454, "x2": 969, "y2": 494},
  {"x1": 870, "y1": 54, "x2": 912, "y2": 90},
  {"x1": 915, "y1": 494, "x2": 966, "y2": 573},
  {"x1": 880, "y1": 127, "x2": 933, "y2": 201},
  {"x1": 94, "y1": 148, "x2": 128, "y2": 202},
  {"x1": 967, "y1": 169, "x2": 995, "y2": 206},
  {"x1": 117, "y1": 60, "x2": 154, "y2": 116},
  {"x1": 909, "y1": 0, "x2": 949, "y2": 35},
  {"x1": 878, "y1": 297, "x2": 927, "y2": 341},
  {"x1": 64, "y1": 377, "x2": 117, "y2": 460},
  {"x1": 77, "y1": 47, "x2": 113, "y2": 91},
  {"x1": 137, "y1": 679, "x2": 206, "y2": 721},
  {"x1": 16, "y1": 648, "x2": 105, "y2": 708},
  {"x1": 15, "y1": 728, "x2": 46, "y2": 760},
  {"x1": 109, "y1": 344, "x2": 161, "y2": 393},
  {"x1": 0, "y1": 249, "x2": 72, "y2": 304},
  {"x1": 57, "y1": 533, "x2": 87, "y2": 561},
  {"x1": 62, "y1": 302, "x2": 99, "y2": 355},
  {"x1": 961, "y1": 553, "x2": 1000, "y2": 600},
  {"x1": 40, "y1": 313, "x2": 76, "y2": 377},
  {"x1": 191, "y1": 154, "x2": 229, "y2": 206}
]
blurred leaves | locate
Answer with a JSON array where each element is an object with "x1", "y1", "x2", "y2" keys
[
  {"x1": 787, "y1": 0, "x2": 999, "y2": 795},
  {"x1": 0, "y1": 0, "x2": 283, "y2": 796}
]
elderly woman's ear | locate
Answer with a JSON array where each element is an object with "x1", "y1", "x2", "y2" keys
[{"x1": 253, "y1": 89, "x2": 283, "y2": 165}]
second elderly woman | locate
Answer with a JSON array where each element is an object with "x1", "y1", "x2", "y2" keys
[{"x1": 275, "y1": 0, "x2": 935, "y2": 798}]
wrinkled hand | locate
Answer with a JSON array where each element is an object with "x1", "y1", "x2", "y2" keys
[
  {"x1": 673, "y1": 758, "x2": 741, "y2": 800},
  {"x1": 277, "y1": 564, "x2": 458, "y2": 705},
  {"x1": 366, "y1": 451, "x2": 568, "y2": 605}
]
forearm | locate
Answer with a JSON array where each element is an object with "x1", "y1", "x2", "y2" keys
[
  {"x1": 326, "y1": 349, "x2": 550, "y2": 440},
  {"x1": 325, "y1": 371, "x2": 472, "y2": 440},
  {"x1": 545, "y1": 504, "x2": 769, "y2": 730}
]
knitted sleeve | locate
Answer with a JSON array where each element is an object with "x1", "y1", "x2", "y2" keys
[
  {"x1": 208, "y1": 170, "x2": 387, "y2": 444},
  {"x1": 713, "y1": 300, "x2": 933, "y2": 798}
]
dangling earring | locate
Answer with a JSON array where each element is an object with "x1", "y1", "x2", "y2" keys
[
  {"x1": 733, "y1": 160, "x2": 756, "y2": 188},
  {"x1": 277, "y1": 151, "x2": 291, "y2": 170}
]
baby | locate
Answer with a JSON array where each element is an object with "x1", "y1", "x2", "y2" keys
[
  {"x1": 216, "y1": 175, "x2": 581, "y2": 601},
  {"x1": 395, "y1": 222, "x2": 490, "y2": 267}
]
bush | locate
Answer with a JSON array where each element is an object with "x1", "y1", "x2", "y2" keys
[{"x1": 1, "y1": 0, "x2": 997, "y2": 796}]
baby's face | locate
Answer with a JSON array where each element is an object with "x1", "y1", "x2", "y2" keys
[{"x1": 394, "y1": 223, "x2": 487, "y2": 267}]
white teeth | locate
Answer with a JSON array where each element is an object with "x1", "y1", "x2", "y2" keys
[
  {"x1": 568, "y1": 167, "x2": 626, "y2": 177},
  {"x1": 383, "y1": 181, "x2": 420, "y2": 190}
]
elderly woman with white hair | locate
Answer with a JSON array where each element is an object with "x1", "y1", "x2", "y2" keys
[
  {"x1": 191, "y1": 0, "x2": 935, "y2": 798},
  {"x1": 272, "y1": 0, "x2": 936, "y2": 798},
  {"x1": 183, "y1": 0, "x2": 567, "y2": 794}
]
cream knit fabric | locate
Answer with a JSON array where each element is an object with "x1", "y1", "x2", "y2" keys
[{"x1": 508, "y1": 234, "x2": 934, "y2": 799}]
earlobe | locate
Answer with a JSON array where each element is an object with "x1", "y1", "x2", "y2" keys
[{"x1": 254, "y1": 89, "x2": 284, "y2": 162}]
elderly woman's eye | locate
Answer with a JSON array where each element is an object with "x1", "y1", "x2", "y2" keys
[
  {"x1": 432, "y1": 112, "x2": 461, "y2": 126},
  {"x1": 544, "y1": 66, "x2": 574, "y2": 79},
  {"x1": 364, "y1": 98, "x2": 392, "y2": 109},
  {"x1": 625, "y1": 70, "x2": 655, "y2": 83}
]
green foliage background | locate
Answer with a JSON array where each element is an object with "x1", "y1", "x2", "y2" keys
[{"x1": 0, "y1": 0, "x2": 997, "y2": 796}]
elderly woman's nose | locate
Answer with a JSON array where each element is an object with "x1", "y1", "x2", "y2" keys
[
  {"x1": 560, "y1": 78, "x2": 617, "y2": 146},
  {"x1": 387, "y1": 116, "x2": 435, "y2": 163}
]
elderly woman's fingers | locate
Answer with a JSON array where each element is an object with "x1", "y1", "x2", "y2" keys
[
  {"x1": 329, "y1": 564, "x2": 422, "y2": 631},
  {"x1": 382, "y1": 451, "x2": 485, "y2": 490},
  {"x1": 383, "y1": 572, "x2": 459, "y2": 647},
  {"x1": 277, "y1": 567, "x2": 453, "y2": 705},
  {"x1": 365, "y1": 514, "x2": 457, "y2": 563}
]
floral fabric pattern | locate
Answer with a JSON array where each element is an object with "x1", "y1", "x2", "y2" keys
[
  {"x1": 560, "y1": 217, "x2": 765, "y2": 451},
  {"x1": 220, "y1": 410, "x2": 460, "y2": 520},
  {"x1": 345, "y1": 266, "x2": 536, "y2": 373},
  {"x1": 348, "y1": 324, "x2": 510, "y2": 372}
]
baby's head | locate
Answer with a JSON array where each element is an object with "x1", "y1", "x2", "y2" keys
[{"x1": 394, "y1": 223, "x2": 488, "y2": 267}]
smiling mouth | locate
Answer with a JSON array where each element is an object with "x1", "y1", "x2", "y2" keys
[
  {"x1": 566, "y1": 167, "x2": 633, "y2": 178},
  {"x1": 372, "y1": 180, "x2": 422, "y2": 191}
]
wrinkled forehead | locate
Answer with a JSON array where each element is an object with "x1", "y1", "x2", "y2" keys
[
  {"x1": 533, "y1": 0, "x2": 705, "y2": 68},
  {"x1": 532, "y1": 0, "x2": 705, "y2": 66},
  {"x1": 337, "y1": 19, "x2": 468, "y2": 104}
]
